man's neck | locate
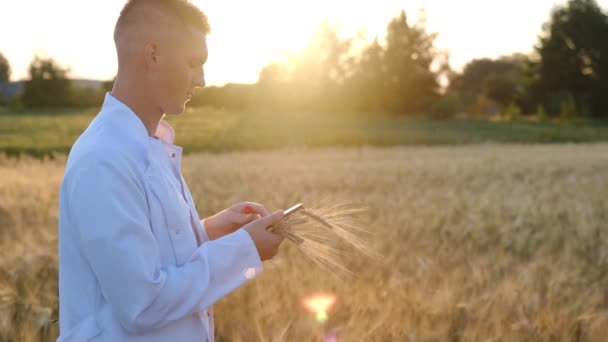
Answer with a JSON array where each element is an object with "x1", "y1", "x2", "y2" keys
[{"x1": 110, "y1": 77, "x2": 163, "y2": 137}]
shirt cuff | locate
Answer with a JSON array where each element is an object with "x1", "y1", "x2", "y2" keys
[
  {"x1": 198, "y1": 218, "x2": 210, "y2": 243},
  {"x1": 193, "y1": 228, "x2": 264, "y2": 309},
  {"x1": 235, "y1": 229, "x2": 263, "y2": 274}
]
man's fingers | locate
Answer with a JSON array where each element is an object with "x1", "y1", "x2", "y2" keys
[
  {"x1": 238, "y1": 213, "x2": 255, "y2": 224},
  {"x1": 242, "y1": 210, "x2": 286, "y2": 261},
  {"x1": 246, "y1": 202, "x2": 270, "y2": 217}
]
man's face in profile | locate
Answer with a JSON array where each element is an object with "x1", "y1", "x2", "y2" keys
[{"x1": 157, "y1": 27, "x2": 208, "y2": 116}]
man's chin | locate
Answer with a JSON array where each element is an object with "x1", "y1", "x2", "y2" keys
[{"x1": 164, "y1": 103, "x2": 187, "y2": 116}]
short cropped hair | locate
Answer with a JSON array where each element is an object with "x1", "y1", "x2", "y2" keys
[{"x1": 114, "y1": 0, "x2": 210, "y2": 41}]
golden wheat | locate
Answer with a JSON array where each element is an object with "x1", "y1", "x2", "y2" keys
[{"x1": 2, "y1": 144, "x2": 608, "y2": 341}]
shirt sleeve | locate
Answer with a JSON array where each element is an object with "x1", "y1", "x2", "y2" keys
[{"x1": 66, "y1": 152, "x2": 263, "y2": 333}]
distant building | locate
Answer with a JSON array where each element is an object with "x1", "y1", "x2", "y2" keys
[{"x1": 0, "y1": 81, "x2": 24, "y2": 100}]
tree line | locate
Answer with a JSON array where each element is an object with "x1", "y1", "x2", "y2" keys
[{"x1": 1, "y1": 0, "x2": 607, "y2": 119}]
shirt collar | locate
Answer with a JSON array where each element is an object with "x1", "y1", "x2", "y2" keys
[
  {"x1": 155, "y1": 120, "x2": 177, "y2": 145},
  {"x1": 100, "y1": 92, "x2": 178, "y2": 148}
]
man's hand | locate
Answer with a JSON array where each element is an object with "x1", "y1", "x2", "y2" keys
[
  {"x1": 242, "y1": 210, "x2": 285, "y2": 261},
  {"x1": 203, "y1": 202, "x2": 270, "y2": 240}
]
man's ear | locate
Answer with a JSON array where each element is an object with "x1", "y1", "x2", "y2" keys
[{"x1": 144, "y1": 41, "x2": 160, "y2": 70}]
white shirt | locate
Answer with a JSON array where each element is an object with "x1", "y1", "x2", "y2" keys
[{"x1": 57, "y1": 93, "x2": 263, "y2": 342}]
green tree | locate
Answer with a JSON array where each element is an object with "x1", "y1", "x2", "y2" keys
[
  {"x1": 383, "y1": 10, "x2": 440, "y2": 114},
  {"x1": 0, "y1": 52, "x2": 11, "y2": 105},
  {"x1": 348, "y1": 37, "x2": 386, "y2": 112},
  {"x1": 254, "y1": 63, "x2": 291, "y2": 110},
  {"x1": 252, "y1": 10, "x2": 445, "y2": 115},
  {"x1": 257, "y1": 22, "x2": 354, "y2": 112},
  {"x1": 0, "y1": 52, "x2": 10, "y2": 82},
  {"x1": 22, "y1": 56, "x2": 72, "y2": 107},
  {"x1": 534, "y1": 0, "x2": 608, "y2": 117},
  {"x1": 483, "y1": 74, "x2": 519, "y2": 108},
  {"x1": 450, "y1": 55, "x2": 527, "y2": 114},
  {"x1": 258, "y1": 63, "x2": 290, "y2": 86},
  {"x1": 289, "y1": 22, "x2": 353, "y2": 88}
]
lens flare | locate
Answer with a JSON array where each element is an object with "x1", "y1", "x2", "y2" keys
[
  {"x1": 303, "y1": 294, "x2": 336, "y2": 323},
  {"x1": 324, "y1": 334, "x2": 337, "y2": 342}
]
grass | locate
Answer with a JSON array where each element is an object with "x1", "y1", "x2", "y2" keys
[
  {"x1": 3, "y1": 106, "x2": 608, "y2": 157},
  {"x1": 1, "y1": 144, "x2": 608, "y2": 341}
]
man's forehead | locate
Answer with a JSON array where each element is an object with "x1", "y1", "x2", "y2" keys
[{"x1": 180, "y1": 28, "x2": 208, "y2": 57}]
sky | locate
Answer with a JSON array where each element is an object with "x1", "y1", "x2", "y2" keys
[{"x1": 1, "y1": 0, "x2": 607, "y2": 86}]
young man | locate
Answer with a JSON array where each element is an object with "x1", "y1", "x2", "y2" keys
[{"x1": 56, "y1": 1, "x2": 285, "y2": 341}]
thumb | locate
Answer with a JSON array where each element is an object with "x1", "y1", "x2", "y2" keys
[
  {"x1": 228, "y1": 212, "x2": 253, "y2": 226},
  {"x1": 238, "y1": 213, "x2": 256, "y2": 223}
]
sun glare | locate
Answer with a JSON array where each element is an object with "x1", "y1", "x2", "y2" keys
[{"x1": 3, "y1": 0, "x2": 607, "y2": 84}]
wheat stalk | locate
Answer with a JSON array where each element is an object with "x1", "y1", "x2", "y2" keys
[{"x1": 270, "y1": 196, "x2": 378, "y2": 277}]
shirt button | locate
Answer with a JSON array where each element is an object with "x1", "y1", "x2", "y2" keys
[{"x1": 171, "y1": 153, "x2": 176, "y2": 158}]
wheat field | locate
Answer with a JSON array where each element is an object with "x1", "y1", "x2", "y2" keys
[{"x1": 1, "y1": 144, "x2": 608, "y2": 341}]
